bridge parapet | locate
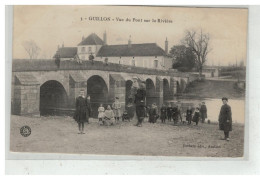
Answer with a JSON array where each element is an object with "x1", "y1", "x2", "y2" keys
[{"x1": 12, "y1": 59, "x2": 189, "y2": 78}]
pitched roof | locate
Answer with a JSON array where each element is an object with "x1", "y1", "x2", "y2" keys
[
  {"x1": 96, "y1": 43, "x2": 166, "y2": 57},
  {"x1": 53, "y1": 47, "x2": 77, "y2": 58},
  {"x1": 78, "y1": 33, "x2": 104, "y2": 46}
]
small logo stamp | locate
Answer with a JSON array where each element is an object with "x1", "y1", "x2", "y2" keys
[{"x1": 20, "y1": 126, "x2": 31, "y2": 137}]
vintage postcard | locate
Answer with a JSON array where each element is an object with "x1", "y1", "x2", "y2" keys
[{"x1": 9, "y1": 5, "x2": 247, "y2": 157}]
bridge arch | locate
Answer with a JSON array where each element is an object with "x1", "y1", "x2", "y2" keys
[
  {"x1": 84, "y1": 72, "x2": 109, "y2": 91},
  {"x1": 37, "y1": 72, "x2": 69, "y2": 94},
  {"x1": 87, "y1": 75, "x2": 109, "y2": 118},
  {"x1": 40, "y1": 80, "x2": 68, "y2": 116},
  {"x1": 146, "y1": 78, "x2": 156, "y2": 107},
  {"x1": 180, "y1": 78, "x2": 187, "y2": 93}
]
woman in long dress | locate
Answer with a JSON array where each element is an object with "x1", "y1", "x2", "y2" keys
[
  {"x1": 112, "y1": 97, "x2": 121, "y2": 123},
  {"x1": 74, "y1": 90, "x2": 87, "y2": 134},
  {"x1": 218, "y1": 97, "x2": 232, "y2": 141}
]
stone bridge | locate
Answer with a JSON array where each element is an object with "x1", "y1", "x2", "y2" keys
[{"x1": 11, "y1": 59, "x2": 199, "y2": 117}]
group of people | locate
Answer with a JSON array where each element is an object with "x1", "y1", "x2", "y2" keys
[
  {"x1": 97, "y1": 97, "x2": 125, "y2": 126},
  {"x1": 144, "y1": 101, "x2": 207, "y2": 126},
  {"x1": 73, "y1": 87, "x2": 232, "y2": 141}
]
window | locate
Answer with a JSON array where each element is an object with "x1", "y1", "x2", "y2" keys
[
  {"x1": 154, "y1": 60, "x2": 158, "y2": 68},
  {"x1": 81, "y1": 47, "x2": 85, "y2": 52},
  {"x1": 88, "y1": 47, "x2": 92, "y2": 52}
]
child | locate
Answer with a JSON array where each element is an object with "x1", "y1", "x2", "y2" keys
[
  {"x1": 167, "y1": 103, "x2": 173, "y2": 122},
  {"x1": 122, "y1": 110, "x2": 130, "y2": 122},
  {"x1": 186, "y1": 106, "x2": 193, "y2": 125},
  {"x1": 104, "y1": 105, "x2": 115, "y2": 126},
  {"x1": 172, "y1": 105, "x2": 178, "y2": 124},
  {"x1": 112, "y1": 97, "x2": 121, "y2": 123},
  {"x1": 98, "y1": 104, "x2": 105, "y2": 125},
  {"x1": 192, "y1": 107, "x2": 200, "y2": 125},
  {"x1": 200, "y1": 101, "x2": 207, "y2": 123},
  {"x1": 149, "y1": 103, "x2": 158, "y2": 123},
  {"x1": 160, "y1": 104, "x2": 167, "y2": 123}
]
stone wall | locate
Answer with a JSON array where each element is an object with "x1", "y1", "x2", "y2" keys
[
  {"x1": 13, "y1": 84, "x2": 40, "y2": 115},
  {"x1": 11, "y1": 59, "x2": 199, "y2": 116}
]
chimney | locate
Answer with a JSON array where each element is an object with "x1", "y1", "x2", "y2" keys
[
  {"x1": 82, "y1": 36, "x2": 85, "y2": 41},
  {"x1": 128, "y1": 35, "x2": 132, "y2": 48},
  {"x1": 103, "y1": 31, "x2": 107, "y2": 45},
  {"x1": 165, "y1": 37, "x2": 168, "y2": 54}
]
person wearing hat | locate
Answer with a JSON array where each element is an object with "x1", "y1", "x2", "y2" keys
[
  {"x1": 200, "y1": 101, "x2": 207, "y2": 123},
  {"x1": 218, "y1": 97, "x2": 232, "y2": 141},
  {"x1": 192, "y1": 107, "x2": 200, "y2": 126},
  {"x1": 134, "y1": 81, "x2": 146, "y2": 127},
  {"x1": 112, "y1": 97, "x2": 121, "y2": 123},
  {"x1": 74, "y1": 90, "x2": 88, "y2": 134}
]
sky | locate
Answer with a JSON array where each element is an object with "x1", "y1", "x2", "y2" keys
[{"x1": 12, "y1": 6, "x2": 248, "y2": 66}]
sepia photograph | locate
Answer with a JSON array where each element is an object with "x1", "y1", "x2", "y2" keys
[{"x1": 9, "y1": 5, "x2": 247, "y2": 157}]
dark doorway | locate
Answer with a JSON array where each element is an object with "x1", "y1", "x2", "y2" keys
[
  {"x1": 125, "y1": 80, "x2": 133, "y2": 106},
  {"x1": 163, "y1": 79, "x2": 170, "y2": 103},
  {"x1": 40, "y1": 80, "x2": 68, "y2": 116},
  {"x1": 87, "y1": 75, "x2": 108, "y2": 118},
  {"x1": 176, "y1": 81, "x2": 180, "y2": 94},
  {"x1": 146, "y1": 78, "x2": 156, "y2": 107}
]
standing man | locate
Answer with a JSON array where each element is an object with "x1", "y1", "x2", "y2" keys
[
  {"x1": 74, "y1": 90, "x2": 87, "y2": 134},
  {"x1": 200, "y1": 102, "x2": 208, "y2": 123},
  {"x1": 134, "y1": 81, "x2": 146, "y2": 127},
  {"x1": 160, "y1": 103, "x2": 167, "y2": 123},
  {"x1": 167, "y1": 103, "x2": 173, "y2": 122},
  {"x1": 218, "y1": 97, "x2": 232, "y2": 141}
]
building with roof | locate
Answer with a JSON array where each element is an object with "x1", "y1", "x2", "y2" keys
[{"x1": 54, "y1": 32, "x2": 172, "y2": 70}]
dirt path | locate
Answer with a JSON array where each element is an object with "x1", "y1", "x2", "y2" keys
[{"x1": 10, "y1": 115, "x2": 244, "y2": 157}]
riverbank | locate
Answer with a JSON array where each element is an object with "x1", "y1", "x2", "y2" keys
[
  {"x1": 183, "y1": 79, "x2": 245, "y2": 99},
  {"x1": 10, "y1": 115, "x2": 244, "y2": 157}
]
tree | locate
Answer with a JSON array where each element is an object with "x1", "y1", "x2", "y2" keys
[
  {"x1": 169, "y1": 45, "x2": 196, "y2": 72},
  {"x1": 22, "y1": 40, "x2": 41, "y2": 59},
  {"x1": 182, "y1": 29, "x2": 210, "y2": 78}
]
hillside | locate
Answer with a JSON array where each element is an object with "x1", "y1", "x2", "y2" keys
[{"x1": 182, "y1": 79, "x2": 245, "y2": 99}]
